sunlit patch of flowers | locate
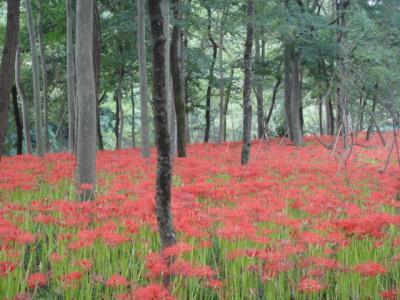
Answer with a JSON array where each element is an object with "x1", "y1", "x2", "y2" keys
[{"x1": 0, "y1": 134, "x2": 399, "y2": 299}]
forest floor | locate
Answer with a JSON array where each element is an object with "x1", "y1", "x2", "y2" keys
[{"x1": 0, "y1": 133, "x2": 399, "y2": 299}]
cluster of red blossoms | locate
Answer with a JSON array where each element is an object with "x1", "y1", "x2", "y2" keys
[{"x1": 0, "y1": 133, "x2": 399, "y2": 299}]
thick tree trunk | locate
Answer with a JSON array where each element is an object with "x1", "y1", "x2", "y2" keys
[
  {"x1": 241, "y1": 0, "x2": 254, "y2": 165},
  {"x1": 218, "y1": 30, "x2": 225, "y2": 142},
  {"x1": 26, "y1": 0, "x2": 44, "y2": 157},
  {"x1": 283, "y1": 41, "x2": 292, "y2": 139},
  {"x1": 15, "y1": 46, "x2": 33, "y2": 154},
  {"x1": 183, "y1": 31, "x2": 190, "y2": 144},
  {"x1": 170, "y1": 0, "x2": 186, "y2": 157},
  {"x1": 138, "y1": 0, "x2": 150, "y2": 158},
  {"x1": 204, "y1": 7, "x2": 217, "y2": 143},
  {"x1": 0, "y1": 0, "x2": 20, "y2": 157},
  {"x1": 38, "y1": 0, "x2": 49, "y2": 152},
  {"x1": 75, "y1": 0, "x2": 96, "y2": 201},
  {"x1": 290, "y1": 57, "x2": 303, "y2": 146},
  {"x1": 148, "y1": 0, "x2": 177, "y2": 261},
  {"x1": 93, "y1": 1, "x2": 103, "y2": 151},
  {"x1": 66, "y1": 0, "x2": 76, "y2": 153},
  {"x1": 326, "y1": 97, "x2": 334, "y2": 135},
  {"x1": 11, "y1": 86, "x2": 22, "y2": 155}
]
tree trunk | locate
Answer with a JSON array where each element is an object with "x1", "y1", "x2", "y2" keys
[
  {"x1": 240, "y1": 0, "x2": 254, "y2": 165},
  {"x1": 66, "y1": 0, "x2": 76, "y2": 153},
  {"x1": 148, "y1": 0, "x2": 177, "y2": 263},
  {"x1": 75, "y1": 0, "x2": 96, "y2": 201},
  {"x1": 131, "y1": 82, "x2": 135, "y2": 148},
  {"x1": 223, "y1": 66, "x2": 234, "y2": 142},
  {"x1": 183, "y1": 30, "x2": 190, "y2": 144},
  {"x1": 38, "y1": 0, "x2": 49, "y2": 152},
  {"x1": 26, "y1": 0, "x2": 44, "y2": 157},
  {"x1": 265, "y1": 75, "x2": 281, "y2": 128},
  {"x1": 170, "y1": 0, "x2": 186, "y2": 157},
  {"x1": 0, "y1": 0, "x2": 20, "y2": 157},
  {"x1": 318, "y1": 80, "x2": 323, "y2": 135},
  {"x1": 326, "y1": 97, "x2": 334, "y2": 135},
  {"x1": 218, "y1": 30, "x2": 225, "y2": 142},
  {"x1": 115, "y1": 89, "x2": 121, "y2": 149},
  {"x1": 290, "y1": 57, "x2": 303, "y2": 146},
  {"x1": 15, "y1": 45, "x2": 33, "y2": 154},
  {"x1": 254, "y1": 36, "x2": 265, "y2": 139},
  {"x1": 93, "y1": 1, "x2": 103, "y2": 151},
  {"x1": 366, "y1": 86, "x2": 378, "y2": 141},
  {"x1": 283, "y1": 41, "x2": 292, "y2": 139},
  {"x1": 138, "y1": 0, "x2": 150, "y2": 158},
  {"x1": 204, "y1": 7, "x2": 217, "y2": 143},
  {"x1": 11, "y1": 85, "x2": 22, "y2": 155}
]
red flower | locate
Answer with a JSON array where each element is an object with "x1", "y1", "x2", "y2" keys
[
  {"x1": 118, "y1": 284, "x2": 174, "y2": 300},
  {"x1": 353, "y1": 262, "x2": 387, "y2": 277},
  {"x1": 60, "y1": 271, "x2": 83, "y2": 285},
  {"x1": 162, "y1": 242, "x2": 193, "y2": 257},
  {"x1": 298, "y1": 278, "x2": 324, "y2": 293},
  {"x1": 74, "y1": 259, "x2": 93, "y2": 271},
  {"x1": 0, "y1": 261, "x2": 16, "y2": 277},
  {"x1": 27, "y1": 273, "x2": 48, "y2": 289},
  {"x1": 380, "y1": 289, "x2": 397, "y2": 300},
  {"x1": 106, "y1": 274, "x2": 128, "y2": 288}
]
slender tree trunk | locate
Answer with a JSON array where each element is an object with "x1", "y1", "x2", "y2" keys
[
  {"x1": 183, "y1": 31, "x2": 190, "y2": 144},
  {"x1": 75, "y1": 0, "x2": 96, "y2": 201},
  {"x1": 26, "y1": 0, "x2": 44, "y2": 157},
  {"x1": 223, "y1": 66, "x2": 234, "y2": 142},
  {"x1": 204, "y1": 7, "x2": 217, "y2": 143},
  {"x1": 326, "y1": 97, "x2": 334, "y2": 135},
  {"x1": 66, "y1": 0, "x2": 76, "y2": 153},
  {"x1": 170, "y1": 0, "x2": 186, "y2": 157},
  {"x1": 148, "y1": 0, "x2": 177, "y2": 268},
  {"x1": 38, "y1": 0, "x2": 49, "y2": 152},
  {"x1": 254, "y1": 36, "x2": 265, "y2": 139},
  {"x1": 241, "y1": 0, "x2": 254, "y2": 165},
  {"x1": 15, "y1": 45, "x2": 33, "y2": 154},
  {"x1": 218, "y1": 30, "x2": 225, "y2": 142},
  {"x1": 93, "y1": 1, "x2": 103, "y2": 151},
  {"x1": 0, "y1": 0, "x2": 20, "y2": 157},
  {"x1": 318, "y1": 80, "x2": 323, "y2": 135},
  {"x1": 290, "y1": 57, "x2": 303, "y2": 146},
  {"x1": 138, "y1": 0, "x2": 150, "y2": 158},
  {"x1": 131, "y1": 82, "x2": 136, "y2": 147},
  {"x1": 11, "y1": 86, "x2": 22, "y2": 154},
  {"x1": 366, "y1": 86, "x2": 378, "y2": 141},
  {"x1": 115, "y1": 89, "x2": 121, "y2": 149},
  {"x1": 265, "y1": 75, "x2": 281, "y2": 128}
]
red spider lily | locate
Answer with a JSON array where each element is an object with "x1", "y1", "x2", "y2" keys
[
  {"x1": 145, "y1": 253, "x2": 168, "y2": 279},
  {"x1": 298, "y1": 277, "x2": 324, "y2": 293},
  {"x1": 27, "y1": 273, "x2": 48, "y2": 289},
  {"x1": 49, "y1": 253, "x2": 65, "y2": 263},
  {"x1": 380, "y1": 289, "x2": 398, "y2": 300},
  {"x1": 79, "y1": 183, "x2": 93, "y2": 191},
  {"x1": 162, "y1": 242, "x2": 193, "y2": 257},
  {"x1": 206, "y1": 279, "x2": 223, "y2": 289},
  {"x1": 0, "y1": 261, "x2": 16, "y2": 276},
  {"x1": 106, "y1": 274, "x2": 128, "y2": 288},
  {"x1": 14, "y1": 293, "x2": 32, "y2": 300},
  {"x1": 74, "y1": 259, "x2": 93, "y2": 271},
  {"x1": 60, "y1": 271, "x2": 83, "y2": 285},
  {"x1": 353, "y1": 262, "x2": 387, "y2": 277},
  {"x1": 118, "y1": 284, "x2": 174, "y2": 300},
  {"x1": 168, "y1": 259, "x2": 217, "y2": 278}
]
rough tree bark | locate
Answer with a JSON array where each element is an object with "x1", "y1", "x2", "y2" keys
[
  {"x1": 26, "y1": 0, "x2": 44, "y2": 157},
  {"x1": 0, "y1": 0, "x2": 19, "y2": 157},
  {"x1": 75, "y1": 0, "x2": 96, "y2": 201},
  {"x1": 11, "y1": 86, "x2": 22, "y2": 155},
  {"x1": 66, "y1": 0, "x2": 76, "y2": 153},
  {"x1": 15, "y1": 45, "x2": 33, "y2": 154},
  {"x1": 241, "y1": 0, "x2": 254, "y2": 165},
  {"x1": 170, "y1": 0, "x2": 186, "y2": 157},
  {"x1": 204, "y1": 6, "x2": 217, "y2": 143},
  {"x1": 138, "y1": 0, "x2": 151, "y2": 158},
  {"x1": 38, "y1": 0, "x2": 49, "y2": 152},
  {"x1": 148, "y1": 0, "x2": 177, "y2": 264}
]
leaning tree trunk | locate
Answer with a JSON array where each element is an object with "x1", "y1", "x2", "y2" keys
[
  {"x1": 38, "y1": 0, "x2": 49, "y2": 152},
  {"x1": 66, "y1": 0, "x2": 76, "y2": 153},
  {"x1": 265, "y1": 75, "x2": 281, "y2": 129},
  {"x1": 204, "y1": 6, "x2": 217, "y2": 143},
  {"x1": 240, "y1": 0, "x2": 254, "y2": 165},
  {"x1": 0, "y1": 0, "x2": 20, "y2": 157},
  {"x1": 170, "y1": 0, "x2": 186, "y2": 157},
  {"x1": 138, "y1": 0, "x2": 150, "y2": 158},
  {"x1": 15, "y1": 45, "x2": 33, "y2": 154},
  {"x1": 148, "y1": 0, "x2": 177, "y2": 267},
  {"x1": 26, "y1": 0, "x2": 44, "y2": 157},
  {"x1": 11, "y1": 85, "x2": 22, "y2": 155},
  {"x1": 75, "y1": 0, "x2": 96, "y2": 201}
]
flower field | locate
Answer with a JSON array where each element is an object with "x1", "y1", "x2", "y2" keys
[{"x1": 0, "y1": 135, "x2": 399, "y2": 300}]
